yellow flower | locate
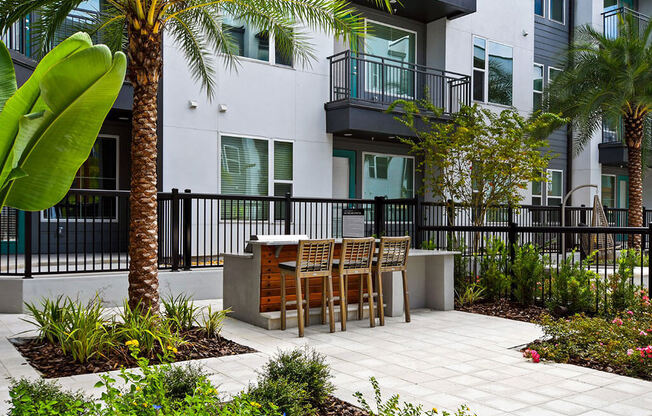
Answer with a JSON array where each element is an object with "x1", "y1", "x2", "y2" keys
[
  {"x1": 432, "y1": 408, "x2": 438, "y2": 414},
  {"x1": 125, "y1": 339, "x2": 139, "y2": 348},
  {"x1": 143, "y1": 403, "x2": 148, "y2": 407},
  {"x1": 167, "y1": 345, "x2": 178, "y2": 354},
  {"x1": 250, "y1": 401, "x2": 262, "y2": 408}
]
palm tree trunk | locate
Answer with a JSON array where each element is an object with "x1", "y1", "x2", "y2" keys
[
  {"x1": 127, "y1": 27, "x2": 162, "y2": 312},
  {"x1": 624, "y1": 113, "x2": 644, "y2": 249}
]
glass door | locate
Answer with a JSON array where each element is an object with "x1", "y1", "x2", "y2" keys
[{"x1": 364, "y1": 21, "x2": 416, "y2": 101}]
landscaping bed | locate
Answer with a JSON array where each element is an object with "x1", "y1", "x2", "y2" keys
[
  {"x1": 13, "y1": 328, "x2": 255, "y2": 378},
  {"x1": 456, "y1": 299, "x2": 546, "y2": 324}
]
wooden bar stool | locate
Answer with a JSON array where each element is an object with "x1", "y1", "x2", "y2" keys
[
  {"x1": 279, "y1": 239, "x2": 335, "y2": 337},
  {"x1": 373, "y1": 236, "x2": 411, "y2": 326},
  {"x1": 335, "y1": 237, "x2": 375, "y2": 331}
]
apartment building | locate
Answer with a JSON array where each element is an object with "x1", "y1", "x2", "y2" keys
[{"x1": 3, "y1": 0, "x2": 652, "y2": 256}]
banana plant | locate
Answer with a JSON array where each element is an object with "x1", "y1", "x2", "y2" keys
[{"x1": 0, "y1": 32, "x2": 126, "y2": 212}]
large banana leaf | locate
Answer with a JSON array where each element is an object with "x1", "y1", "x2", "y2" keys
[
  {"x1": 0, "y1": 33, "x2": 126, "y2": 211},
  {"x1": 0, "y1": 40, "x2": 15, "y2": 112}
]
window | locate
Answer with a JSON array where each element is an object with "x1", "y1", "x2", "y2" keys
[
  {"x1": 601, "y1": 174, "x2": 616, "y2": 208},
  {"x1": 533, "y1": 64, "x2": 544, "y2": 112},
  {"x1": 547, "y1": 169, "x2": 563, "y2": 205},
  {"x1": 602, "y1": 116, "x2": 621, "y2": 143},
  {"x1": 549, "y1": 0, "x2": 564, "y2": 24},
  {"x1": 535, "y1": 0, "x2": 545, "y2": 16},
  {"x1": 532, "y1": 180, "x2": 543, "y2": 205},
  {"x1": 472, "y1": 36, "x2": 513, "y2": 106},
  {"x1": 548, "y1": 67, "x2": 562, "y2": 84},
  {"x1": 220, "y1": 135, "x2": 293, "y2": 220},
  {"x1": 362, "y1": 153, "x2": 414, "y2": 199},
  {"x1": 224, "y1": 15, "x2": 292, "y2": 66},
  {"x1": 472, "y1": 37, "x2": 486, "y2": 102},
  {"x1": 364, "y1": 20, "x2": 416, "y2": 98},
  {"x1": 44, "y1": 135, "x2": 118, "y2": 220}
]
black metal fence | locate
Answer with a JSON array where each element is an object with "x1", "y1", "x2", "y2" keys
[
  {"x1": 1, "y1": 189, "x2": 652, "y2": 290},
  {"x1": 602, "y1": 7, "x2": 650, "y2": 39},
  {"x1": 328, "y1": 50, "x2": 471, "y2": 115}
]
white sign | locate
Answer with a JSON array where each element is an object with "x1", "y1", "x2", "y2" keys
[{"x1": 342, "y1": 209, "x2": 365, "y2": 238}]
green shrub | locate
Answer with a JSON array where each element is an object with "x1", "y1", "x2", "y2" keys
[
  {"x1": 159, "y1": 363, "x2": 206, "y2": 401},
  {"x1": 355, "y1": 377, "x2": 476, "y2": 416},
  {"x1": 23, "y1": 295, "x2": 68, "y2": 344},
  {"x1": 479, "y1": 237, "x2": 509, "y2": 300},
  {"x1": 245, "y1": 377, "x2": 313, "y2": 416},
  {"x1": 548, "y1": 254, "x2": 596, "y2": 315},
  {"x1": 531, "y1": 307, "x2": 652, "y2": 380},
  {"x1": 115, "y1": 300, "x2": 183, "y2": 359},
  {"x1": 8, "y1": 378, "x2": 91, "y2": 416},
  {"x1": 455, "y1": 283, "x2": 485, "y2": 307},
  {"x1": 608, "y1": 249, "x2": 642, "y2": 313},
  {"x1": 200, "y1": 305, "x2": 230, "y2": 338},
  {"x1": 511, "y1": 244, "x2": 546, "y2": 305},
  {"x1": 162, "y1": 293, "x2": 200, "y2": 332},
  {"x1": 258, "y1": 347, "x2": 334, "y2": 408}
]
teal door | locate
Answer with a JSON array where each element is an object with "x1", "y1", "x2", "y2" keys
[
  {"x1": 0, "y1": 209, "x2": 25, "y2": 255},
  {"x1": 333, "y1": 149, "x2": 356, "y2": 198}
]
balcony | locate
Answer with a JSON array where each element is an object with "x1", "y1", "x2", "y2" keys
[
  {"x1": 325, "y1": 50, "x2": 471, "y2": 138},
  {"x1": 602, "y1": 7, "x2": 650, "y2": 39},
  {"x1": 599, "y1": 123, "x2": 652, "y2": 167}
]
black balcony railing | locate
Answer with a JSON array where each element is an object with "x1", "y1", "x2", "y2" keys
[
  {"x1": 602, "y1": 7, "x2": 650, "y2": 39},
  {"x1": 328, "y1": 50, "x2": 471, "y2": 115}
]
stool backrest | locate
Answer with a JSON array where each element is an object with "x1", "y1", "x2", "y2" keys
[
  {"x1": 377, "y1": 236, "x2": 411, "y2": 271},
  {"x1": 340, "y1": 237, "x2": 375, "y2": 274},
  {"x1": 296, "y1": 239, "x2": 335, "y2": 276}
]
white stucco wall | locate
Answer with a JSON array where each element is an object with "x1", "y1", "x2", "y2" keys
[{"x1": 162, "y1": 30, "x2": 335, "y2": 198}]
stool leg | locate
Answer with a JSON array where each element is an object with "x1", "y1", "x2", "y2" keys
[
  {"x1": 339, "y1": 275, "x2": 347, "y2": 331},
  {"x1": 321, "y1": 278, "x2": 327, "y2": 325},
  {"x1": 305, "y1": 278, "x2": 310, "y2": 327},
  {"x1": 296, "y1": 276, "x2": 304, "y2": 337},
  {"x1": 280, "y1": 271, "x2": 287, "y2": 331},
  {"x1": 327, "y1": 275, "x2": 335, "y2": 333},
  {"x1": 402, "y1": 269, "x2": 411, "y2": 323},
  {"x1": 358, "y1": 275, "x2": 364, "y2": 320},
  {"x1": 366, "y1": 272, "x2": 375, "y2": 328},
  {"x1": 376, "y1": 270, "x2": 385, "y2": 326}
]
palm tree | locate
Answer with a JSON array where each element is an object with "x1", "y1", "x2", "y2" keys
[
  {"x1": 546, "y1": 15, "x2": 652, "y2": 247},
  {"x1": 0, "y1": 0, "x2": 390, "y2": 311}
]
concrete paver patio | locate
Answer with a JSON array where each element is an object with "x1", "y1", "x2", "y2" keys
[{"x1": 0, "y1": 303, "x2": 651, "y2": 415}]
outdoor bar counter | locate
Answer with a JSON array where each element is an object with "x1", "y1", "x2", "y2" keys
[{"x1": 223, "y1": 237, "x2": 458, "y2": 329}]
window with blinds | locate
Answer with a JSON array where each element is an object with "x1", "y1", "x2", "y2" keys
[{"x1": 220, "y1": 136, "x2": 293, "y2": 220}]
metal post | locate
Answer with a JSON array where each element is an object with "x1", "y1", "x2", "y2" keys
[
  {"x1": 580, "y1": 204, "x2": 586, "y2": 225},
  {"x1": 171, "y1": 188, "x2": 180, "y2": 272},
  {"x1": 374, "y1": 196, "x2": 385, "y2": 238},
  {"x1": 24, "y1": 211, "x2": 32, "y2": 279},
  {"x1": 415, "y1": 196, "x2": 423, "y2": 249},
  {"x1": 284, "y1": 192, "x2": 292, "y2": 235},
  {"x1": 182, "y1": 189, "x2": 192, "y2": 271},
  {"x1": 508, "y1": 205, "x2": 516, "y2": 266},
  {"x1": 649, "y1": 222, "x2": 652, "y2": 294},
  {"x1": 446, "y1": 199, "x2": 454, "y2": 250}
]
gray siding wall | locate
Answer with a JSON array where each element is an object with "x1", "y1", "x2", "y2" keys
[{"x1": 534, "y1": 1, "x2": 571, "y2": 195}]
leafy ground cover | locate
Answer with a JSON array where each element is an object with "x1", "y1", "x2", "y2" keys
[
  {"x1": 13, "y1": 295, "x2": 254, "y2": 378},
  {"x1": 7, "y1": 347, "x2": 475, "y2": 416}
]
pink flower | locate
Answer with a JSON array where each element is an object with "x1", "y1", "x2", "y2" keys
[
  {"x1": 627, "y1": 310, "x2": 634, "y2": 315},
  {"x1": 523, "y1": 349, "x2": 540, "y2": 363},
  {"x1": 627, "y1": 349, "x2": 634, "y2": 356},
  {"x1": 612, "y1": 318, "x2": 623, "y2": 326},
  {"x1": 640, "y1": 331, "x2": 647, "y2": 336}
]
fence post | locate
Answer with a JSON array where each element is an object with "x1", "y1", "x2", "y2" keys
[
  {"x1": 374, "y1": 196, "x2": 386, "y2": 238},
  {"x1": 171, "y1": 188, "x2": 180, "y2": 272},
  {"x1": 415, "y1": 196, "x2": 423, "y2": 248},
  {"x1": 643, "y1": 206, "x2": 647, "y2": 227},
  {"x1": 24, "y1": 211, "x2": 32, "y2": 279},
  {"x1": 284, "y1": 192, "x2": 292, "y2": 235},
  {"x1": 182, "y1": 189, "x2": 192, "y2": 271},
  {"x1": 507, "y1": 205, "x2": 516, "y2": 266},
  {"x1": 580, "y1": 204, "x2": 586, "y2": 225},
  {"x1": 446, "y1": 199, "x2": 454, "y2": 250},
  {"x1": 649, "y1": 222, "x2": 652, "y2": 294}
]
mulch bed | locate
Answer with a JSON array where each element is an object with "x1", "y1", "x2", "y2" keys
[
  {"x1": 456, "y1": 299, "x2": 548, "y2": 323},
  {"x1": 320, "y1": 396, "x2": 369, "y2": 416},
  {"x1": 12, "y1": 328, "x2": 256, "y2": 379}
]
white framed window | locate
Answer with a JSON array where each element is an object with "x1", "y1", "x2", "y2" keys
[
  {"x1": 219, "y1": 134, "x2": 294, "y2": 220},
  {"x1": 601, "y1": 174, "x2": 616, "y2": 208},
  {"x1": 547, "y1": 169, "x2": 563, "y2": 206},
  {"x1": 533, "y1": 63, "x2": 544, "y2": 112},
  {"x1": 548, "y1": 0, "x2": 565, "y2": 24},
  {"x1": 535, "y1": 0, "x2": 545, "y2": 17},
  {"x1": 43, "y1": 134, "x2": 119, "y2": 221},
  {"x1": 222, "y1": 14, "x2": 292, "y2": 67},
  {"x1": 548, "y1": 66, "x2": 563, "y2": 84},
  {"x1": 472, "y1": 36, "x2": 513, "y2": 106},
  {"x1": 532, "y1": 180, "x2": 543, "y2": 206},
  {"x1": 362, "y1": 152, "x2": 414, "y2": 199}
]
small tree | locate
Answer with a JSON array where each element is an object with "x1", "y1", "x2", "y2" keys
[{"x1": 389, "y1": 102, "x2": 565, "y2": 229}]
